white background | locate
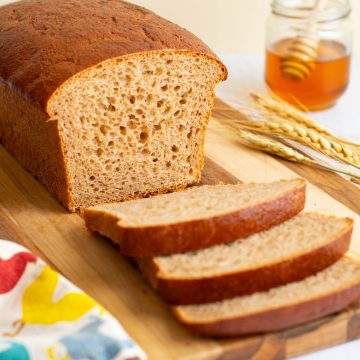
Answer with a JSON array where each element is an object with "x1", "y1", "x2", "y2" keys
[
  {"x1": 1, "y1": 0, "x2": 360, "y2": 55},
  {"x1": 0, "y1": 1, "x2": 359, "y2": 359}
]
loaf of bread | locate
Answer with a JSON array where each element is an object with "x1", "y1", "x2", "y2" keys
[
  {"x1": 84, "y1": 179, "x2": 306, "y2": 256},
  {"x1": 0, "y1": 0, "x2": 227, "y2": 211},
  {"x1": 138, "y1": 213, "x2": 353, "y2": 304},
  {"x1": 173, "y1": 257, "x2": 360, "y2": 336}
]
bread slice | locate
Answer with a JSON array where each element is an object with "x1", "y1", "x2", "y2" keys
[
  {"x1": 138, "y1": 213, "x2": 353, "y2": 304},
  {"x1": 173, "y1": 257, "x2": 360, "y2": 337},
  {"x1": 84, "y1": 178, "x2": 306, "y2": 256}
]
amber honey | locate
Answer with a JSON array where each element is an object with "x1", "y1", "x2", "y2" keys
[{"x1": 265, "y1": 38, "x2": 351, "y2": 110}]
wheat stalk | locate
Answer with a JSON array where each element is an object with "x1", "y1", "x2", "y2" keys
[
  {"x1": 237, "y1": 129, "x2": 360, "y2": 182},
  {"x1": 267, "y1": 117, "x2": 359, "y2": 163},
  {"x1": 229, "y1": 105, "x2": 360, "y2": 169},
  {"x1": 237, "y1": 130, "x2": 314, "y2": 163},
  {"x1": 251, "y1": 92, "x2": 328, "y2": 133},
  {"x1": 251, "y1": 92, "x2": 360, "y2": 149},
  {"x1": 220, "y1": 91, "x2": 360, "y2": 184},
  {"x1": 235, "y1": 119, "x2": 360, "y2": 170},
  {"x1": 217, "y1": 105, "x2": 360, "y2": 169}
]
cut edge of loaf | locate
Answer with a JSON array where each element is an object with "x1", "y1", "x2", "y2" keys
[
  {"x1": 172, "y1": 256, "x2": 360, "y2": 337},
  {"x1": 84, "y1": 178, "x2": 306, "y2": 256},
  {"x1": 47, "y1": 50, "x2": 226, "y2": 211},
  {"x1": 137, "y1": 214, "x2": 353, "y2": 304}
]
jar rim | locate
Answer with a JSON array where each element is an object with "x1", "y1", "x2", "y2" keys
[{"x1": 272, "y1": 0, "x2": 351, "y2": 22}]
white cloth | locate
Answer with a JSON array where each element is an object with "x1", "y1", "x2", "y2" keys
[{"x1": 0, "y1": 240, "x2": 147, "y2": 360}]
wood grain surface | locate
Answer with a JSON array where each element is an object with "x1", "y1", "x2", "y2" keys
[{"x1": 1, "y1": 100, "x2": 360, "y2": 359}]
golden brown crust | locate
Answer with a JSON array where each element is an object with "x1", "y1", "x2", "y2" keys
[
  {"x1": 173, "y1": 281, "x2": 360, "y2": 337},
  {"x1": 0, "y1": 81, "x2": 72, "y2": 209},
  {"x1": 84, "y1": 180, "x2": 306, "y2": 256},
  {"x1": 138, "y1": 221, "x2": 353, "y2": 304},
  {"x1": 0, "y1": 0, "x2": 226, "y2": 109}
]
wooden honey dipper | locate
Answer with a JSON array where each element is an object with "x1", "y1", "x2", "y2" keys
[{"x1": 281, "y1": 0, "x2": 328, "y2": 81}]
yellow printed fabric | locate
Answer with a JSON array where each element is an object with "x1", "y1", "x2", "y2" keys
[
  {"x1": 22, "y1": 266, "x2": 97, "y2": 325},
  {"x1": 0, "y1": 240, "x2": 147, "y2": 360}
]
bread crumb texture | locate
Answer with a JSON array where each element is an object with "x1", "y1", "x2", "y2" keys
[
  {"x1": 155, "y1": 213, "x2": 351, "y2": 278},
  {"x1": 93, "y1": 179, "x2": 304, "y2": 226}
]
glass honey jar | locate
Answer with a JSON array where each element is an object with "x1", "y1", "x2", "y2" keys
[{"x1": 265, "y1": 0, "x2": 353, "y2": 110}]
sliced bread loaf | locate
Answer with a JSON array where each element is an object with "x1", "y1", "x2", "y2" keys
[
  {"x1": 0, "y1": 0, "x2": 227, "y2": 211},
  {"x1": 138, "y1": 213, "x2": 353, "y2": 304},
  {"x1": 84, "y1": 178, "x2": 306, "y2": 256},
  {"x1": 173, "y1": 257, "x2": 360, "y2": 336}
]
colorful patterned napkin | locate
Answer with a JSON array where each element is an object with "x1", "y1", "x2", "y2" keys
[{"x1": 0, "y1": 239, "x2": 147, "y2": 360}]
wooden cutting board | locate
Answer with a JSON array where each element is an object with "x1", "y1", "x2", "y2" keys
[{"x1": 1, "y1": 99, "x2": 360, "y2": 359}]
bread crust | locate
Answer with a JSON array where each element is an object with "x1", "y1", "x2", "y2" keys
[
  {"x1": 138, "y1": 220, "x2": 353, "y2": 304},
  {"x1": 0, "y1": 0, "x2": 227, "y2": 109},
  {"x1": 173, "y1": 280, "x2": 360, "y2": 337},
  {"x1": 0, "y1": 81, "x2": 72, "y2": 209},
  {"x1": 84, "y1": 180, "x2": 306, "y2": 256}
]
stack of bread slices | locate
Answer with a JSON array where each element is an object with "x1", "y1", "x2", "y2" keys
[{"x1": 84, "y1": 178, "x2": 360, "y2": 337}]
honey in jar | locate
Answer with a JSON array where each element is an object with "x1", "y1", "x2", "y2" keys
[
  {"x1": 266, "y1": 0, "x2": 353, "y2": 111},
  {"x1": 266, "y1": 38, "x2": 351, "y2": 110}
]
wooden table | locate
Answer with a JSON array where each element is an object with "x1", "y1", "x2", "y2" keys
[{"x1": 1, "y1": 100, "x2": 360, "y2": 359}]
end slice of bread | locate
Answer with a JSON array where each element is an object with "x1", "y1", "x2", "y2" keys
[
  {"x1": 173, "y1": 257, "x2": 360, "y2": 337},
  {"x1": 138, "y1": 213, "x2": 353, "y2": 304},
  {"x1": 84, "y1": 178, "x2": 306, "y2": 256}
]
